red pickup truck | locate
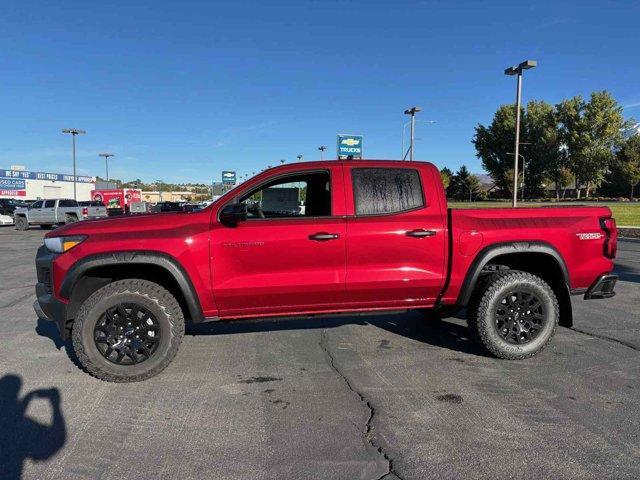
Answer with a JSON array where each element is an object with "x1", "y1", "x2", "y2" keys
[{"x1": 34, "y1": 160, "x2": 618, "y2": 382}]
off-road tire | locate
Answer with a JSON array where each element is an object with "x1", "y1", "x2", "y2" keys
[
  {"x1": 467, "y1": 270, "x2": 558, "y2": 359},
  {"x1": 14, "y1": 216, "x2": 28, "y2": 231},
  {"x1": 65, "y1": 214, "x2": 78, "y2": 224},
  {"x1": 72, "y1": 279, "x2": 185, "y2": 382}
]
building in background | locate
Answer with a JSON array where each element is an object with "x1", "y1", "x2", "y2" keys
[
  {"x1": 140, "y1": 191, "x2": 194, "y2": 202},
  {"x1": 0, "y1": 166, "x2": 95, "y2": 201}
]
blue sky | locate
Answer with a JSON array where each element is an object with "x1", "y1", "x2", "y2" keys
[{"x1": 1, "y1": 0, "x2": 638, "y2": 183}]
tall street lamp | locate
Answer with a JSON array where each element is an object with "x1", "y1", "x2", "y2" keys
[
  {"x1": 505, "y1": 60, "x2": 537, "y2": 207},
  {"x1": 402, "y1": 119, "x2": 435, "y2": 160},
  {"x1": 507, "y1": 152, "x2": 526, "y2": 201},
  {"x1": 62, "y1": 128, "x2": 86, "y2": 200},
  {"x1": 318, "y1": 145, "x2": 327, "y2": 160},
  {"x1": 98, "y1": 153, "x2": 115, "y2": 181},
  {"x1": 403, "y1": 107, "x2": 422, "y2": 161},
  {"x1": 297, "y1": 154, "x2": 303, "y2": 161}
]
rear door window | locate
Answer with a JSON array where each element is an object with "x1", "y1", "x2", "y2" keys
[
  {"x1": 352, "y1": 168, "x2": 424, "y2": 215},
  {"x1": 44, "y1": 200, "x2": 56, "y2": 208}
]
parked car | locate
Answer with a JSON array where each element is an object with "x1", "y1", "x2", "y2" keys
[
  {"x1": 0, "y1": 198, "x2": 21, "y2": 216},
  {"x1": 14, "y1": 198, "x2": 108, "y2": 230},
  {"x1": 154, "y1": 201, "x2": 183, "y2": 212},
  {"x1": 35, "y1": 160, "x2": 617, "y2": 382}
]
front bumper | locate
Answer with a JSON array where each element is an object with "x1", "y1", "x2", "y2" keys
[
  {"x1": 34, "y1": 245, "x2": 68, "y2": 339},
  {"x1": 584, "y1": 273, "x2": 617, "y2": 300}
]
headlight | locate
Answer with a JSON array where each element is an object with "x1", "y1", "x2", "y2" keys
[{"x1": 44, "y1": 235, "x2": 87, "y2": 253}]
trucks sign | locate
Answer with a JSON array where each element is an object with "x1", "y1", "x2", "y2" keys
[
  {"x1": 337, "y1": 134, "x2": 363, "y2": 159},
  {"x1": 222, "y1": 171, "x2": 236, "y2": 185}
]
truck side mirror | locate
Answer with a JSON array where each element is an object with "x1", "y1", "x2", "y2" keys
[{"x1": 220, "y1": 203, "x2": 247, "y2": 226}]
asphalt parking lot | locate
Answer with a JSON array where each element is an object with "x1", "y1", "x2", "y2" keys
[{"x1": 0, "y1": 227, "x2": 638, "y2": 480}]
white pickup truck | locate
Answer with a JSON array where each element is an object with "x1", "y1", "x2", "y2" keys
[{"x1": 13, "y1": 198, "x2": 108, "y2": 230}]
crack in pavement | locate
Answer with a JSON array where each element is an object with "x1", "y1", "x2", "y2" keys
[
  {"x1": 319, "y1": 327, "x2": 403, "y2": 480},
  {"x1": 0, "y1": 290, "x2": 35, "y2": 309},
  {"x1": 571, "y1": 327, "x2": 639, "y2": 352}
]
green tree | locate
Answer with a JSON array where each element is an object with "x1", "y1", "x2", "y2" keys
[
  {"x1": 473, "y1": 100, "x2": 560, "y2": 198},
  {"x1": 523, "y1": 100, "x2": 563, "y2": 199},
  {"x1": 448, "y1": 165, "x2": 481, "y2": 201},
  {"x1": 473, "y1": 104, "x2": 518, "y2": 195},
  {"x1": 440, "y1": 167, "x2": 453, "y2": 189},
  {"x1": 617, "y1": 135, "x2": 640, "y2": 199},
  {"x1": 556, "y1": 91, "x2": 627, "y2": 198}
]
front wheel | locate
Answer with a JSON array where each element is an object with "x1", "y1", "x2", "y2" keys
[
  {"x1": 72, "y1": 279, "x2": 185, "y2": 382},
  {"x1": 14, "y1": 216, "x2": 29, "y2": 230},
  {"x1": 467, "y1": 270, "x2": 558, "y2": 359}
]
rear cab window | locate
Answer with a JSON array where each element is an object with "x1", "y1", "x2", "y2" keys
[{"x1": 351, "y1": 167, "x2": 425, "y2": 216}]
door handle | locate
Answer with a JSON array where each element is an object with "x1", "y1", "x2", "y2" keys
[
  {"x1": 309, "y1": 232, "x2": 340, "y2": 241},
  {"x1": 406, "y1": 229, "x2": 436, "y2": 238}
]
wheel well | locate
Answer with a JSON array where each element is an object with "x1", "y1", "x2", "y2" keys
[
  {"x1": 66, "y1": 263, "x2": 192, "y2": 329},
  {"x1": 481, "y1": 252, "x2": 573, "y2": 327}
]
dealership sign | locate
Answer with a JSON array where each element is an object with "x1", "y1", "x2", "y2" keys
[
  {"x1": 222, "y1": 171, "x2": 236, "y2": 185},
  {"x1": 1, "y1": 168, "x2": 94, "y2": 183},
  {"x1": 0, "y1": 178, "x2": 26, "y2": 190},
  {"x1": 0, "y1": 190, "x2": 26, "y2": 196},
  {"x1": 0, "y1": 177, "x2": 26, "y2": 197},
  {"x1": 337, "y1": 134, "x2": 363, "y2": 159}
]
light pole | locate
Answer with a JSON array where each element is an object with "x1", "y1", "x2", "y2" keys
[
  {"x1": 403, "y1": 107, "x2": 422, "y2": 161},
  {"x1": 297, "y1": 154, "x2": 303, "y2": 161},
  {"x1": 505, "y1": 60, "x2": 537, "y2": 207},
  {"x1": 318, "y1": 145, "x2": 327, "y2": 160},
  {"x1": 402, "y1": 119, "x2": 435, "y2": 160},
  {"x1": 508, "y1": 152, "x2": 526, "y2": 201},
  {"x1": 62, "y1": 128, "x2": 86, "y2": 200},
  {"x1": 98, "y1": 153, "x2": 115, "y2": 181}
]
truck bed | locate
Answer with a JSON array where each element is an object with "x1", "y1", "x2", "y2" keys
[{"x1": 441, "y1": 206, "x2": 614, "y2": 303}]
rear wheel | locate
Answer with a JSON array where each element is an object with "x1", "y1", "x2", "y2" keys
[
  {"x1": 467, "y1": 270, "x2": 558, "y2": 359},
  {"x1": 14, "y1": 216, "x2": 28, "y2": 231},
  {"x1": 65, "y1": 215, "x2": 78, "y2": 224},
  {"x1": 72, "y1": 279, "x2": 185, "y2": 382}
]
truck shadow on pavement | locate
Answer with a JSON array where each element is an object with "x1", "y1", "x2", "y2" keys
[
  {"x1": 187, "y1": 310, "x2": 489, "y2": 357},
  {"x1": 614, "y1": 264, "x2": 640, "y2": 283},
  {"x1": 35, "y1": 317, "x2": 66, "y2": 350},
  {"x1": 0, "y1": 374, "x2": 67, "y2": 480}
]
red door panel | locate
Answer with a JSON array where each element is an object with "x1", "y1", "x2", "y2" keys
[
  {"x1": 211, "y1": 218, "x2": 346, "y2": 316},
  {"x1": 343, "y1": 165, "x2": 447, "y2": 308},
  {"x1": 210, "y1": 164, "x2": 347, "y2": 318}
]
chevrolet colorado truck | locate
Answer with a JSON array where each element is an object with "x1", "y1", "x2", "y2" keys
[
  {"x1": 15, "y1": 198, "x2": 108, "y2": 230},
  {"x1": 34, "y1": 160, "x2": 618, "y2": 382}
]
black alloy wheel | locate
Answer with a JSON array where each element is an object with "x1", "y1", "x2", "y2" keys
[
  {"x1": 494, "y1": 290, "x2": 546, "y2": 345},
  {"x1": 93, "y1": 303, "x2": 161, "y2": 365}
]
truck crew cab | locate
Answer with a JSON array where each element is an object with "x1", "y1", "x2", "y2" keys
[
  {"x1": 34, "y1": 160, "x2": 618, "y2": 382},
  {"x1": 14, "y1": 198, "x2": 107, "y2": 230}
]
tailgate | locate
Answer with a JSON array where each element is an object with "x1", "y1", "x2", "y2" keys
[{"x1": 88, "y1": 206, "x2": 108, "y2": 217}]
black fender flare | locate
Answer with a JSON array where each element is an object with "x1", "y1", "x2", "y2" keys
[
  {"x1": 457, "y1": 241, "x2": 570, "y2": 307},
  {"x1": 60, "y1": 251, "x2": 204, "y2": 323}
]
